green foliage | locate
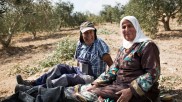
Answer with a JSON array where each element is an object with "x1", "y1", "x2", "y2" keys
[
  {"x1": 9, "y1": 38, "x2": 77, "y2": 75},
  {"x1": 54, "y1": 1, "x2": 87, "y2": 29},
  {"x1": 86, "y1": 12, "x2": 104, "y2": 24},
  {"x1": 100, "y1": 3, "x2": 125, "y2": 23},
  {"x1": 124, "y1": 0, "x2": 159, "y2": 36},
  {"x1": 0, "y1": 0, "x2": 85, "y2": 48},
  {"x1": 0, "y1": 0, "x2": 6, "y2": 15},
  {"x1": 22, "y1": 0, "x2": 60, "y2": 40},
  {"x1": 40, "y1": 38, "x2": 77, "y2": 68},
  {"x1": 22, "y1": 0, "x2": 57, "y2": 34},
  {"x1": 124, "y1": 0, "x2": 182, "y2": 35},
  {"x1": 56, "y1": 38, "x2": 76, "y2": 60},
  {"x1": 72, "y1": 12, "x2": 87, "y2": 27},
  {"x1": 9, "y1": 64, "x2": 40, "y2": 76},
  {"x1": 0, "y1": 0, "x2": 26, "y2": 48}
]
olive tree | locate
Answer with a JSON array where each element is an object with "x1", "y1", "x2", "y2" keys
[
  {"x1": 100, "y1": 2, "x2": 125, "y2": 23},
  {"x1": 54, "y1": 1, "x2": 74, "y2": 29},
  {"x1": 124, "y1": 0, "x2": 182, "y2": 35},
  {"x1": 0, "y1": 0, "x2": 28, "y2": 48},
  {"x1": 22, "y1": 0, "x2": 56, "y2": 39}
]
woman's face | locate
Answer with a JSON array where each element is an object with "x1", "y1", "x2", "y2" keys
[
  {"x1": 82, "y1": 30, "x2": 95, "y2": 46},
  {"x1": 121, "y1": 20, "x2": 136, "y2": 41}
]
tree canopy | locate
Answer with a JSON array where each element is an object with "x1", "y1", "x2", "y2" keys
[
  {"x1": 0, "y1": 0, "x2": 181, "y2": 48},
  {"x1": 100, "y1": 2, "x2": 125, "y2": 23},
  {"x1": 124, "y1": 0, "x2": 182, "y2": 35}
]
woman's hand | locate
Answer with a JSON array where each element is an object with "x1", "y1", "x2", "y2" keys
[
  {"x1": 86, "y1": 84, "x2": 97, "y2": 91},
  {"x1": 115, "y1": 88, "x2": 132, "y2": 102}
]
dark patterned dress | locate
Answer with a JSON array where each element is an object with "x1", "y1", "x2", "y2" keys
[{"x1": 65, "y1": 40, "x2": 160, "y2": 102}]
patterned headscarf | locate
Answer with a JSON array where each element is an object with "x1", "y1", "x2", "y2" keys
[{"x1": 120, "y1": 16, "x2": 150, "y2": 49}]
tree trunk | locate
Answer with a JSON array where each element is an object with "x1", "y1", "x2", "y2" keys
[
  {"x1": 161, "y1": 16, "x2": 171, "y2": 31},
  {"x1": 0, "y1": 33, "x2": 13, "y2": 48},
  {"x1": 32, "y1": 30, "x2": 36, "y2": 40}
]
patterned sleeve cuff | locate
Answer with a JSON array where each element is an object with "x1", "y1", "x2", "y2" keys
[
  {"x1": 91, "y1": 79, "x2": 99, "y2": 86},
  {"x1": 130, "y1": 80, "x2": 145, "y2": 96}
]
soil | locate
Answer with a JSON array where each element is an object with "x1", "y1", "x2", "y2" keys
[{"x1": 0, "y1": 23, "x2": 182, "y2": 101}]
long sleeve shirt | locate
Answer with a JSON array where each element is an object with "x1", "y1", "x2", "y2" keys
[
  {"x1": 92, "y1": 40, "x2": 160, "y2": 98},
  {"x1": 74, "y1": 38, "x2": 110, "y2": 78}
]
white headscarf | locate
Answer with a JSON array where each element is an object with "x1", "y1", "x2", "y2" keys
[{"x1": 120, "y1": 16, "x2": 150, "y2": 49}]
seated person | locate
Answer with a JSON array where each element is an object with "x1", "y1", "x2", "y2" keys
[{"x1": 16, "y1": 21, "x2": 113, "y2": 88}]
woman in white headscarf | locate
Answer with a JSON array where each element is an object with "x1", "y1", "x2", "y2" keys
[
  {"x1": 83, "y1": 16, "x2": 161, "y2": 102},
  {"x1": 121, "y1": 16, "x2": 150, "y2": 49}
]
